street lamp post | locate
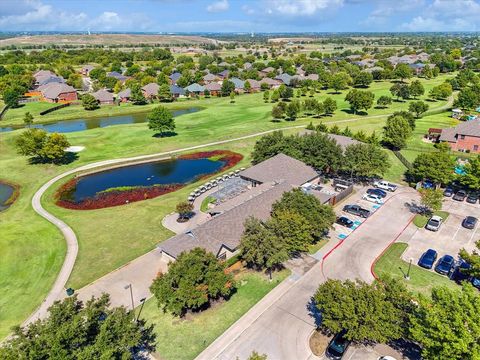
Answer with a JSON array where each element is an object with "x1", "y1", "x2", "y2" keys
[
  {"x1": 124, "y1": 284, "x2": 135, "y2": 311},
  {"x1": 405, "y1": 258, "x2": 413, "y2": 280}
]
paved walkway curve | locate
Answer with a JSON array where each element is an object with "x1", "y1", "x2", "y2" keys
[{"x1": 24, "y1": 95, "x2": 454, "y2": 325}]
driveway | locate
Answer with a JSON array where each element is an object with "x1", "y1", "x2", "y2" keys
[{"x1": 196, "y1": 187, "x2": 418, "y2": 360}]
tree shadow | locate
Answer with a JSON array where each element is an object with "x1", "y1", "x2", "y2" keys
[
  {"x1": 152, "y1": 131, "x2": 178, "y2": 138},
  {"x1": 29, "y1": 152, "x2": 79, "y2": 165},
  {"x1": 387, "y1": 339, "x2": 422, "y2": 360},
  {"x1": 271, "y1": 119, "x2": 282, "y2": 123},
  {"x1": 306, "y1": 297, "x2": 322, "y2": 328}
]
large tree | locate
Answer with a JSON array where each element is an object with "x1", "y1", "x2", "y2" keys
[
  {"x1": 344, "y1": 89, "x2": 375, "y2": 114},
  {"x1": 409, "y1": 79, "x2": 425, "y2": 99},
  {"x1": 15, "y1": 129, "x2": 70, "y2": 164},
  {"x1": 459, "y1": 241, "x2": 480, "y2": 278},
  {"x1": 353, "y1": 71, "x2": 373, "y2": 88},
  {"x1": 150, "y1": 248, "x2": 235, "y2": 317},
  {"x1": 408, "y1": 150, "x2": 456, "y2": 185},
  {"x1": 0, "y1": 294, "x2": 155, "y2": 359},
  {"x1": 82, "y1": 93, "x2": 99, "y2": 110},
  {"x1": 409, "y1": 285, "x2": 480, "y2": 360},
  {"x1": 323, "y1": 97, "x2": 337, "y2": 115},
  {"x1": 221, "y1": 79, "x2": 235, "y2": 97},
  {"x1": 271, "y1": 189, "x2": 335, "y2": 239},
  {"x1": 299, "y1": 132, "x2": 344, "y2": 172},
  {"x1": 460, "y1": 155, "x2": 480, "y2": 190},
  {"x1": 409, "y1": 100, "x2": 429, "y2": 118},
  {"x1": 390, "y1": 83, "x2": 410, "y2": 101},
  {"x1": 343, "y1": 143, "x2": 390, "y2": 178},
  {"x1": 329, "y1": 72, "x2": 351, "y2": 93},
  {"x1": 158, "y1": 84, "x2": 172, "y2": 102},
  {"x1": 314, "y1": 278, "x2": 412, "y2": 343},
  {"x1": 382, "y1": 115, "x2": 412, "y2": 150},
  {"x1": 268, "y1": 209, "x2": 314, "y2": 252},
  {"x1": 419, "y1": 188, "x2": 443, "y2": 212},
  {"x1": 394, "y1": 63, "x2": 412, "y2": 82},
  {"x1": 147, "y1": 105, "x2": 176, "y2": 136}
]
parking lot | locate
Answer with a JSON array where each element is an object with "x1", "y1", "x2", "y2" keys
[{"x1": 401, "y1": 197, "x2": 479, "y2": 269}]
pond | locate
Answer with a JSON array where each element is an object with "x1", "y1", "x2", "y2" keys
[
  {"x1": 56, "y1": 150, "x2": 243, "y2": 210},
  {"x1": 0, "y1": 182, "x2": 16, "y2": 211},
  {"x1": 0, "y1": 107, "x2": 200, "y2": 133}
]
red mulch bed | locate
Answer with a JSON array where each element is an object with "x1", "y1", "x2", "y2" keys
[{"x1": 56, "y1": 150, "x2": 243, "y2": 210}]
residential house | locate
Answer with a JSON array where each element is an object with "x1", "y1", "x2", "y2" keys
[
  {"x1": 230, "y1": 77, "x2": 245, "y2": 93},
  {"x1": 259, "y1": 66, "x2": 275, "y2": 78},
  {"x1": 202, "y1": 73, "x2": 218, "y2": 84},
  {"x1": 117, "y1": 88, "x2": 131, "y2": 103},
  {"x1": 244, "y1": 79, "x2": 261, "y2": 92},
  {"x1": 218, "y1": 61, "x2": 229, "y2": 67},
  {"x1": 142, "y1": 83, "x2": 160, "y2": 99},
  {"x1": 259, "y1": 77, "x2": 282, "y2": 89},
  {"x1": 39, "y1": 83, "x2": 77, "y2": 103},
  {"x1": 275, "y1": 73, "x2": 292, "y2": 86},
  {"x1": 408, "y1": 63, "x2": 434, "y2": 75},
  {"x1": 92, "y1": 89, "x2": 114, "y2": 105},
  {"x1": 439, "y1": 119, "x2": 480, "y2": 153},
  {"x1": 107, "y1": 71, "x2": 128, "y2": 83},
  {"x1": 185, "y1": 83, "x2": 205, "y2": 96},
  {"x1": 170, "y1": 85, "x2": 185, "y2": 98},
  {"x1": 204, "y1": 82, "x2": 222, "y2": 96},
  {"x1": 33, "y1": 70, "x2": 65, "y2": 88},
  {"x1": 169, "y1": 72, "x2": 181, "y2": 85},
  {"x1": 243, "y1": 62, "x2": 252, "y2": 70},
  {"x1": 81, "y1": 65, "x2": 95, "y2": 76},
  {"x1": 217, "y1": 69, "x2": 230, "y2": 79}
]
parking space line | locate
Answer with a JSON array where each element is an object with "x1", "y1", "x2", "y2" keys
[{"x1": 468, "y1": 222, "x2": 479, "y2": 246}]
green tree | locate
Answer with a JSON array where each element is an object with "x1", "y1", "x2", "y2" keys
[
  {"x1": 285, "y1": 101, "x2": 300, "y2": 120},
  {"x1": 389, "y1": 83, "x2": 410, "y2": 101},
  {"x1": 330, "y1": 72, "x2": 351, "y2": 93},
  {"x1": 0, "y1": 294, "x2": 155, "y2": 359},
  {"x1": 353, "y1": 71, "x2": 373, "y2": 88},
  {"x1": 313, "y1": 100, "x2": 325, "y2": 117},
  {"x1": 419, "y1": 188, "x2": 443, "y2": 212},
  {"x1": 409, "y1": 285, "x2": 480, "y2": 360},
  {"x1": 221, "y1": 79, "x2": 235, "y2": 97},
  {"x1": 460, "y1": 155, "x2": 480, "y2": 190},
  {"x1": 271, "y1": 104, "x2": 284, "y2": 120},
  {"x1": 272, "y1": 189, "x2": 336, "y2": 238},
  {"x1": 429, "y1": 82, "x2": 453, "y2": 100},
  {"x1": 130, "y1": 82, "x2": 147, "y2": 105},
  {"x1": 150, "y1": 248, "x2": 235, "y2": 317},
  {"x1": 343, "y1": 143, "x2": 390, "y2": 178},
  {"x1": 15, "y1": 129, "x2": 70, "y2": 164},
  {"x1": 459, "y1": 241, "x2": 480, "y2": 278},
  {"x1": 15, "y1": 128, "x2": 47, "y2": 158},
  {"x1": 176, "y1": 201, "x2": 194, "y2": 220},
  {"x1": 344, "y1": 89, "x2": 375, "y2": 114},
  {"x1": 230, "y1": 91, "x2": 235, "y2": 103},
  {"x1": 246, "y1": 351, "x2": 268, "y2": 360},
  {"x1": 82, "y1": 93, "x2": 99, "y2": 110},
  {"x1": 389, "y1": 110, "x2": 416, "y2": 130},
  {"x1": 455, "y1": 88, "x2": 480, "y2": 110},
  {"x1": 147, "y1": 105, "x2": 175, "y2": 136},
  {"x1": 263, "y1": 90, "x2": 270, "y2": 103},
  {"x1": 40, "y1": 133, "x2": 71, "y2": 164},
  {"x1": 376, "y1": 95, "x2": 392, "y2": 108},
  {"x1": 240, "y1": 217, "x2": 289, "y2": 276},
  {"x1": 279, "y1": 85, "x2": 294, "y2": 100},
  {"x1": 323, "y1": 97, "x2": 337, "y2": 115},
  {"x1": 270, "y1": 90, "x2": 280, "y2": 102},
  {"x1": 382, "y1": 115, "x2": 412, "y2": 149},
  {"x1": 2, "y1": 86, "x2": 21, "y2": 108},
  {"x1": 158, "y1": 84, "x2": 172, "y2": 102},
  {"x1": 409, "y1": 150, "x2": 456, "y2": 184},
  {"x1": 23, "y1": 111, "x2": 33, "y2": 127},
  {"x1": 314, "y1": 279, "x2": 411, "y2": 343},
  {"x1": 409, "y1": 79, "x2": 425, "y2": 99},
  {"x1": 268, "y1": 210, "x2": 314, "y2": 252},
  {"x1": 409, "y1": 100, "x2": 429, "y2": 118},
  {"x1": 394, "y1": 63, "x2": 412, "y2": 82}
]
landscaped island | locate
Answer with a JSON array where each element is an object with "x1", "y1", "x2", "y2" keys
[{"x1": 55, "y1": 150, "x2": 242, "y2": 210}]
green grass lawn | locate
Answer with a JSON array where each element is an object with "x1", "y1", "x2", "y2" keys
[
  {"x1": 200, "y1": 196, "x2": 215, "y2": 212},
  {"x1": 308, "y1": 238, "x2": 329, "y2": 254},
  {"x1": 413, "y1": 210, "x2": 450, "y2": 228},
  {"x1": 0, "y1": 75, "x2": 453, "y2": 338},
  {"x1": 374, "y1": 242, "x2": 459, "y2": 296},
  {"x1": 143, "y1": 270, "x2": 289, "y2": 360}
]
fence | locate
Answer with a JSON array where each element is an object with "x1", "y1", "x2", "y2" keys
[
  {"x1": 39, "y1": 102, "x2": 70, "y2": 115},
  {"x1": 393, "y1": 150, "x2": 413, "y2": 170},
  {"x1": 329, "y1": 184, "x2": 354, "y2": 206},
  {"x1": 19, "y1": 97, "x2": 40, "y2": 104}
]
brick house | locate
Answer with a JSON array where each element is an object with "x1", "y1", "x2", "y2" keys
[
  {"x1": 439, "y1": 119, "x2": 480, "y2": 153},
  {"x1": 39, "y1": 83, "x2": 77, "y2": 103},
  {"x1": 92, "y1": 89, "x2": 114, "y2": 105}
]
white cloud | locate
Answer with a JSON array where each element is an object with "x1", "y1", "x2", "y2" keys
[
  {"x1": 364, "y1": 0, "x2": 425, "y2": 25},
  {"x1": 206, "y1": 0, "x2": 229, "y2": 13},
  {"x1": 0, "y1": 0, "x2": 153, "y2": 31},
  {"x1": 265, "y1": 0, "x2": 344, "y2": 16}
]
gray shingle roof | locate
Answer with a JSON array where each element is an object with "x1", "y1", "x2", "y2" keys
[
  {"x1": 230, "y1": 77, "x2": 245, "y2": 89},
  {"x1": 117, "y1": 88, "x2": 131, "y2": 99},
  {"x1": 170, "y1": 85, "x2": 185, "y2": 95},
  {"x1": 40, "y1": 83, "x2": 77, "y2": 99},
  {"x1": 185, "y1": 83, "x2": 205, "y2": 93},
  {"x1": 92, "y1": 89, "x2": 114, "y2": 102},
  {"x1": 204, "y1": 82, "x2": 222, "y2": 91},
  {"x1": 440, "y1": 119, "x2": 480, "y2": 142},
  {"x1": 239, "y1": 153, "x2": 318, "y2": 186},
  {"x1": 142, "y1": 82, "x2": 160, "y2": 97},
  {"x1": 275, "y1": 73, "x2": 292, "y2": 85},
  {"x1": 159, "y1": 181, "x2": 292, "y2": 258},
  {"x1": 203, "y1": 73, "x2": 217, "y2": 82}
]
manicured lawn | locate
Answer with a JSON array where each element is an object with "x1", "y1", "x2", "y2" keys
[
  {"x1": 383, "y1": 150, "x2": 408, "y2": 184},
  {"x1": 200, "y1": 196, "x2": 215, "y2": 212},
  {"x1": 374, "y1": 242, "x2": 459, "y2": 296},
  {"x1": 0, "y1": 75, "x2": 453, "y2": 338},
  {"x1": 308, "y1": 238, "x2": 329, "y2": 254},
  {"x1": 413, "y1": 210, "x2": 450, "y2": 228},
  {"x1": 143, "y1": 270, "x2": 289, "y2": 360}
]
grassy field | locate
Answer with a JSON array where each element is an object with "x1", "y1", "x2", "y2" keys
[
  {"x1": 374, "y1": 242, "x2": 459, "y2": 296},
  {"x1": 0, "y1": 75, "x2": 453, "y2": 338},
  {"x1": 413, "y1": 210, "x2": 450, "y2": 228},
  {"x1": 143, "y1": 269, "x2": 289, "y2": 360}
]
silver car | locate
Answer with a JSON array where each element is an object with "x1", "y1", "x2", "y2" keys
[{"x1": 426, "y1": 215, "x2": 442, "y2": 231}]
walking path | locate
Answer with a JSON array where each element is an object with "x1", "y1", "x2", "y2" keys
[{"x1": 25, "y1": 96, "x2": 452, "y2": 325}]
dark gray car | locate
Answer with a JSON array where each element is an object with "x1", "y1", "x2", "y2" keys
[{"x1": 462, "y1": 216, "x2": 478, "y2": 230}]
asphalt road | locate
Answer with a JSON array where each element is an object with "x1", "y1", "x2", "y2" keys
[{"x1": 196, "y1": 188, "x2": 418, "y2": 360}]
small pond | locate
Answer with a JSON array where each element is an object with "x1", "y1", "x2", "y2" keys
[
  {"x1": 0, "y1": 107, "x2": 199, "y2": 133},
  {"x1": 0, "y1": 182, "x2": 16, "y2": 211},
  {"x1": 56, "y1": 151, "x2": 242, "y2": 210}
]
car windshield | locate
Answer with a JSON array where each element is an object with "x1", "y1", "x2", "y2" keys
[
  {"x1": 330, "y1": 340, "x2": 346, "y2": 355},
  {"x1": 428, "y1": 220, "x2": 440, "y2": 226}
]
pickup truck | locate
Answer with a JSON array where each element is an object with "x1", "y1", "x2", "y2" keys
[
  {"x1": 373, "y1": 180, "x2": 397, "y2": 192},
  {"x1": 343, "y1": 204, "x2": 371, "y2": 218}
]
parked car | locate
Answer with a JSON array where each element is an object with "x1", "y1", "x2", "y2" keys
[
  {"x1": 362, "y1": 193, "x2": 384, "y2": 204},
  {"x1": 343, "y1": 205, "x2": 371, "y2": 218},
  {"x1": 462, "y1": 216, "x2": 478, "y2": 230},
  {"x1": 367, "y1": 188, "x2": 387, "y2": 198},
  {"x1": 453, "y1": 190, "x2": 467, "y2": 201},
  {"x1": 472, "y1": 277, "x2": 480, "y2": 290},
  {"x1": 418, "y1": 249, "x2": 438, "y2": 269},
  {"x1": 373, "y1": 180, "x2": 397, "y2": 192},
  {"x1": 443, "y1": 187, "x2": 454, "y2": 197},
  {"x1": 326, "y1": 331, "x2": 350, "y2": 360},
  {"x1": 467, "y1": 192, "x2": 479, "y2": 204},
  {"x1": 450, "y1": 260, "x2": 471, "y2": 283},
  {"x1": 378, "y1": 357, "x2": 398, "y2": 360},
  {"x1": 435, "y1": 255, "x2": 455, "y2": 275},
  {"x1": 426, "y1": 215, "x2": 443, "y2": 231},
  {"x1": 336, "y1": 216, "x2": 354, "y2": 228}
]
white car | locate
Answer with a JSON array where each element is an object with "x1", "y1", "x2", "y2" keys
[
  {"x1": 373, "y1": 180, "x2": 397, "y2": 192},
  {"x1": 362, "y1": 193, "x2": 384, "y2": 204},
  {"x1": 378, "y1": 357, "x2": 397, "y2": 360},
  {"x1": 426, "y1": 215, "x2": 442, "y2": 231}
]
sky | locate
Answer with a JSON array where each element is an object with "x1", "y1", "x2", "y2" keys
[{"x1": 0, "y1": 0, "x2": 479, "y2": 33}]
